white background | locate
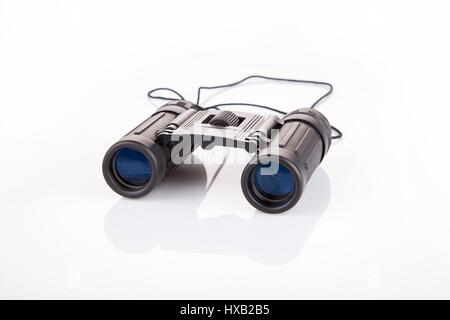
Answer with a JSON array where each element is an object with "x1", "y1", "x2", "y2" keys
[{"x1": 1, "y1": 0, "x2": 449, "y2": 299}]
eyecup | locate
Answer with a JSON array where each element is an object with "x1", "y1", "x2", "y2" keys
[{"x1": 102, "y1": 136, "x2": 167, "y2": 198}]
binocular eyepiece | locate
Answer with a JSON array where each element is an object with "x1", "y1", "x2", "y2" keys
[{"x1": 103, "y1": 100, "x2": 332, "y2": 213}]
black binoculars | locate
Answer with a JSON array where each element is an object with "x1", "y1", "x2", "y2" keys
[{"x1": 103, "y1": 100, "x2": 332, "y2": 213}]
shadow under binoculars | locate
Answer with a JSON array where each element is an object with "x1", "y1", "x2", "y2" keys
[{"x1": 104, "y1": 155, "x2": 331, "y2": 265}]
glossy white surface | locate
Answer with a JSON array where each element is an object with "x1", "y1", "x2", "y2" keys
[{"x1": 1, "y1": 0, "x2": 450, "y2": 299}]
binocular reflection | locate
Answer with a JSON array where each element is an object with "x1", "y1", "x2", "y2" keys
[{"x1": 104, "y1": 157, "x2": 330, "y2": 265}]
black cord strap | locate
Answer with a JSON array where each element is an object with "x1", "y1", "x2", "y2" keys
[
  {"x1": 147, "y1": 87, "x2": 184, "y2": 101},
  {"x1": 197, "y1": 75, "x2": 333, "y2": 109},
  {"x1": 147, "y1": 75, "x2": 342, "y2": 140}
]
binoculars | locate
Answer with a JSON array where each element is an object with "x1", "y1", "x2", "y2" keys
[{"x1": 103, "y1": 100, "x2": 332, "y2": 213}]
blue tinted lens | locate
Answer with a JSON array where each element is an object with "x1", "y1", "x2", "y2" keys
[
  {"x1": 114, "y1": 148, "x2": 152, "y2": 186},
  {"x1": 253, "y1": 163, "x2": 295, "y2": 197}
]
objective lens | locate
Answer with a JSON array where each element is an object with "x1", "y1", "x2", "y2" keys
[
  {"x1": 253, "y1": 162, "x2": 295, "y2": 197},
  {"x1": 114, "y1": 148, "x2": 152, "y2": 186}
]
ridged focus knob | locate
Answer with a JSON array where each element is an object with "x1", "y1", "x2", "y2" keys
[{"x1": 209, "y1": 110, "x2": 240, "y2": 127}]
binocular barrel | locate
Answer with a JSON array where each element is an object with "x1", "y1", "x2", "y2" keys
[
  {"x1": 241, "y1": 108, "x2": 332, "y2": 213},
  {"x1": 102, "y1": 101, "x2": 198, "y2": 198}
]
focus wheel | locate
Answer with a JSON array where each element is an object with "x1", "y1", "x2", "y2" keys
[{"x1": 209, "y1": 111, "x2": 240, "y2": 127}]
